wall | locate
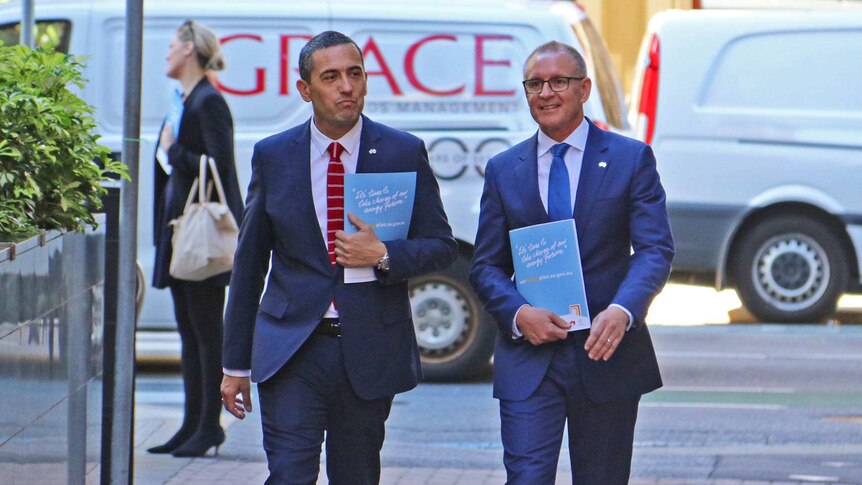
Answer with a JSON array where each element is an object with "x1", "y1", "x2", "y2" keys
[{"x1": 0, "y1": 222, "x2": 105, "y2": 484}]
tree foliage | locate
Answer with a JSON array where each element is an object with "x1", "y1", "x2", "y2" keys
[{"x1": 0, "y1": 43, "x2": 127, "y2": 241}]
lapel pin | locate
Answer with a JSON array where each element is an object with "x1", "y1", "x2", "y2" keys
[
  {"x1": 598, "y1": 161, "x2": 607, "y2": 168},
  {"x1": 369, "y1": 148, "x2": 377, "y2": 155}
]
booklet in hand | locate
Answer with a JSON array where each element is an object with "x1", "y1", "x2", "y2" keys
[
  {"x1": 167, "y1": 88, "x2": 184, "y2": 138},
  {"x1": 156, "y1": 89, "x2": 185, "y2": 175},
  {"x1": 509, "y1": 219, "x2": 591, "y2": 331},
  {"x1": 344, "y1": 172, "x2": 416, "y2": 241}
]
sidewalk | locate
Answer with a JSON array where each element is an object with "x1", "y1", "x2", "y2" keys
[{"x1": 134, "y1": 409, "x2": 821, "y2": 485}]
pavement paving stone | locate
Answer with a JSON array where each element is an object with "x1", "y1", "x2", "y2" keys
[
  {"x1": 130, "y1": 458, "x2": 842, "y2": 484},
  {"x1": 133, "y1": 363, "x2": 862, "y2": 485}
]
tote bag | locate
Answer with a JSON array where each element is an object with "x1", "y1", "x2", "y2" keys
[{"x1": 169, "y1": 155, "x2": 239, "y2": 281}]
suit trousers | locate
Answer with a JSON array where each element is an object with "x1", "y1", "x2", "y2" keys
[
  {"x1": 499, "y1": 337, "x2": 640, "y2": 485},
  {"x1": 258, "y1": 332, "x2": 394, "y2": 485},
  {"x1": 169, "y1": 281, "x2": 225, "y2": 438}
]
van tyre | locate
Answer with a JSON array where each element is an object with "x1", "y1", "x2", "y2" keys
[
  {"x1": 409, "y1": 255, "x2": 495, "y2": 380},
  {"x1": 731, "y1": 216, "x2": 848, "y2": 323}
]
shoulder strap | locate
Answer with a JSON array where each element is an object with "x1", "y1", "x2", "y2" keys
[{"x1": 205, "y1": 156, "x2": 229, "y2": 204}]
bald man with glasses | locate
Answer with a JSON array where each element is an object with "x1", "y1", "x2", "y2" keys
[{"x1": 470, "y1": 40, "x2": 674, "y2": 484}]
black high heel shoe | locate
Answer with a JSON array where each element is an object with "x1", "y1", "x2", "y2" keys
[
  {"x1": 171, "y1": 426, "x2": 226, "y2": 458},
  {"x1": 147, "y1": 427, "x2": 195, "y2": 454}
]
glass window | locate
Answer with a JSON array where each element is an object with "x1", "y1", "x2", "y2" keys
[
  {"x1": 701, "y1": 30, "x2": 862, "y2": 113},
  {"x1": 0, "y1": 20, "x2": 71, "y2": 53}
]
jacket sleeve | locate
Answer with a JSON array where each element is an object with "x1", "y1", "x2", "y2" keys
[
  {"x1": 375, "y1": 139, "x2": 458, "y2": 285},
  {"x1": 222, "y1": 147, "x2": 273, "y2": 370},
  {"x1": 610, "y1": 143, "x2": 675, "y2": 327},
  {"x1": 168, "y1": 91, "x2": 235, "y2": 184},
  {"x1": 468, "y1": 158, "x2": 529, "y2": 340}
]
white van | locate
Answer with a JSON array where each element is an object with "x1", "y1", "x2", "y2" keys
[
  {"x1": 0, "y1": 0, "x2": 629, "y2": 379},
  {"x1": 629, "y1": 8, "x2": 862, "y2": 323}
]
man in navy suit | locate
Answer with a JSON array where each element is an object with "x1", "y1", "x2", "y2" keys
[
  {"x1": 469, "y1": 41, "x2": 674, "y2": 484},
  {"x1": 220, "y1": 31, "x2": 457, "y2": 484}
]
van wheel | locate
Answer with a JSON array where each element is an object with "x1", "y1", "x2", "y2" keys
[
  {"x1": 731, "y1": 216, "x2": 848, "y2": 323},
  {"x1": 409, "y1": 255, "x2": 495, "y2": 380}
]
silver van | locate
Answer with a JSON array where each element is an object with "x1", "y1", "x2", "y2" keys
[{"x1": 629, "y1": 8, "x2": 862, "y2": 323}]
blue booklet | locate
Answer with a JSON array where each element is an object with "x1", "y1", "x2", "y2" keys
[
  {"x1": 167, "y1": 88, "x2": 184, "y2": 138},
  {"x1": 344, "y1": 172, "x2": 416, "y2": 241},
  {"x1": 156, "y1": 89, "x2": 185, "y2": 175},
  {"x1": 509, "y1": 219, "x2": 591, "y2": 331}
]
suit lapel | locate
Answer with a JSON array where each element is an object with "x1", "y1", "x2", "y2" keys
[
  {"x1": 356, "y1": 115, "x2": 382, "y2": 173},
  {"x1": 283, "y1": 120, "x2": 333, "y2": 273},
  {"x1": 574, "y1": 120, "x2": 611, "y2": 230},
  {"x1": 514, "y1": 134, "x2": 549, "y2": 225}
]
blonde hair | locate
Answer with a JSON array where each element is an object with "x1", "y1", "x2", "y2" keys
[{"x1": 177, "y1": 20, "x2": 226, "y2": 71}]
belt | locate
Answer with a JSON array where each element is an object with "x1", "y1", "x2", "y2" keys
[{"x1": 314, "y1": 318, "x2": 341, "y2": 337}]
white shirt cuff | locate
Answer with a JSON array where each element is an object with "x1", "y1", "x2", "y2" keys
[
  {"x1": 223, "y1": 368, "x2": 251, "y2": 377},
  {"x1": 609, "y1": 303, "x2": 634, "y2": 331},
  {"x1": 511, "y1": 304, "x2": 530, "y2": 339}
]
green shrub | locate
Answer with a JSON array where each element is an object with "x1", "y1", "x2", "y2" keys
[{"x1": 0, "y1": 43, "x2": 127, "y2": 241}]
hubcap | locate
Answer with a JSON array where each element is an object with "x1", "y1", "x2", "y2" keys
[
  {"x1": 751, "y1": 233, "x2": 830, "y2": 312},
  {"x1": 410, "y1": 280, "x2": 471, "y2": 359}
]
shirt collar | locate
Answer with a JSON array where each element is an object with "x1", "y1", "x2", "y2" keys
[
  {"x1": 537, "y1": 118, "x2": 589, "y2": 158},
  {"x1": 310, "y1": 116, "x2": 363, "y2": 158}
]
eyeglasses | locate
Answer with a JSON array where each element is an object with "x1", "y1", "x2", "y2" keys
[
  {"x1": 183, "y1": 19, "x2": 196, "y2": 47},
  {"x1": 522, "y1": 76, "x2": 585, "y2": 94}
]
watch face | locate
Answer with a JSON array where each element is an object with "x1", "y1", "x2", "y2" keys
[{"x1": 378, "y1": 253, "x2": 390, "y2": 271}]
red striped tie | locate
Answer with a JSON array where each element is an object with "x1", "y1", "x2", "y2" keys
[{"x1": 326, "y1": 142, "x2": 345, "y2": 265}]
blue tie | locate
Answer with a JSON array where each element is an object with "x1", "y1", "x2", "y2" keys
[{"x1": 548, "y1": 143, "x2": 571, "y2": 221}]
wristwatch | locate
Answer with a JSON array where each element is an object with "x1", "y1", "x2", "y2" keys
[{"x1": 376, "y1": 251, "x2": 390, "y2": 272}]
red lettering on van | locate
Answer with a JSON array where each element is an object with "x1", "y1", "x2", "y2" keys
[
  {"x1": 362, "y1": 37, "x2": 403, "y2": 95},
  {"x1": 475, "y1": 35, "x2": 515, "y2": 96},
  {"x1": 404, "y1": 35, "x2": 466, "y2": 96},
  {"x1": 217, "y1": 34, "x2": 265, "y2": 96},
  {"x1": 279, "y1": 34, "x2": 313, "y2": 95}
]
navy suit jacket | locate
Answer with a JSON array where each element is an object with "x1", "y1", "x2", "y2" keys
[
  {"x1": 469, "y1": 119, "x2": 674, "y2": 402},
  {"x1": 223, "y1": 115, "x2": 457, "y2": 400}
]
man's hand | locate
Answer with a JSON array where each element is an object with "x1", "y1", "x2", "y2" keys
[
  {"x1": 584, "y1": 306, "x2": 629, "y2": 361},
  {"x1": 334, "y1": 213, "x2": 387, "y2": 267},
  {"x1": 160, "y1": 123, "x2": 175, "y2": 151},
  {"x1": 221, "y1": 375, "x2": 252, "y2": 420},
  {"x1": 516, "y1": 306, "x2": 570, "y2": 345}
]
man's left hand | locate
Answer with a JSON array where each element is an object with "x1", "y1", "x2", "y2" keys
[
  {"x1": 334, "y1": 213, "x2": 387, "y2": 267},
  {"x1": 584, "y1": 306, "x2": 629, "y2": 361}
]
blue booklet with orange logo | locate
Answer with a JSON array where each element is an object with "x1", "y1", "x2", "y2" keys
[{"x1": 509, "y1": 219, "x2": 591, "y2": 331}]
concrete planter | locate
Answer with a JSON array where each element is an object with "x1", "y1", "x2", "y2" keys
[{"x1": 0, "y1": 216, "x2": 106, "y2": 484}]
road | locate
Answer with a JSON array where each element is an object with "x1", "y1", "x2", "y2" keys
[{"x1": 136, "y1": 322, "x2": 862, "y2": 484}]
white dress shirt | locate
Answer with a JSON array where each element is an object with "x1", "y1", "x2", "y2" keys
[{"x1": 535, "y1": 117, "x2": 589, "y2": 216}]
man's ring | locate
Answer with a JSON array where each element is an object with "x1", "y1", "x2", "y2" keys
[{"x1": 607, "y1": 337, "x2": 613, "y2": 344}]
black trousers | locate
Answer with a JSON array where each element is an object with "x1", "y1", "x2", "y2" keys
[{"x1": 169, "y1": 280, "x2": 225, "y2": 438}]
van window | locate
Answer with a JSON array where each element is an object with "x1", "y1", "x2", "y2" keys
[
  {"x1": 701, "y1": 30, "x2": 862, "y2": 113},
  {"x1": 571, "y1": 17, "x2": 626, "y2": 129},
  {"x1": 0, "y1": 20, "x2": 71, "y2": 53}
]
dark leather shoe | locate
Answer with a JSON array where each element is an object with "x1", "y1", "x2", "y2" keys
[{"x1": 171, "y1": 427, "x2": 226, "y2": 458}]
